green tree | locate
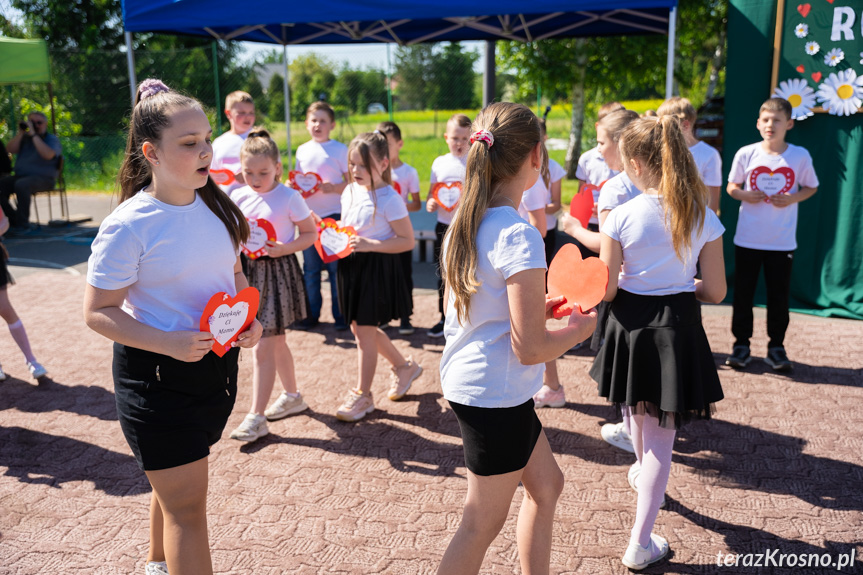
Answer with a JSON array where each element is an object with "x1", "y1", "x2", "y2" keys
[
  {"x1": 430, "y1": 43, "x2": 479, "y2": 110},
  {"x1": 268, "y1": 74, "x2": 285, "y2": 121},
  {"x1": 288, "y1": 53, "x2": 337, "y2": 119},
  {"x1": 394, "y1": 44, "x2": 435, "y2": 110},
  {"x1": 333, "y1": 67, "x2": 387, "y2": 114}
]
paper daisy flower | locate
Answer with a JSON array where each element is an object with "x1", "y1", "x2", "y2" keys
[
  {"x1": 816, "y1": 69, "x2": 863, "y2": 116},
  {"x1": 824, "y1": 48, "x2": 844, "y2": 67},
  {"x1": 794, "y1": 23, "x2": 808, "y2": 38},
  {"x1": 805, "y1": 42, "x2": 820, "y2": 56},
  {"x1": 860, "y1": 51, "x2": 863, "y2": 65},
  {"x1": 773, "y1": 78, "x2": 816, "y2": 120}
]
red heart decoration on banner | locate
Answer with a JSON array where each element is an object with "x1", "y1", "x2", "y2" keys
[
  {"x1": 749, "y1": 166, "x2": 796, "y2": 201},
  {"x1": 241, "y1": 218, "x2": 277, "y2": 260},
  {"x1": 288, "y1": 170, "x2": 323, "y2": 198},
  {"x1": 796, "y1": 65, "x2": 805, "y2": 74},
  {"x1": 547, "y1": 244, "x2": 608, "y2": 319},
  {"x1": 811, "y1": 72, "x2": 822, "y2": 82},
  {"x1": 797, "y1": 3, "x2": 811, "y2": 17},
  {"x1": 825, "y1": 0, "x2": 833, "y2": 4},
  {"x1": 432, "y1": 182, "x2": 462, "y2": 212},
  {"x1": 209, "y1": 169, "x2": 236, "y2": 186},
  {"x1": 315, "y1": 218, "x2": 356, "y2": 263},
  {"x1": 199, "y1": 287, "x2": 260, "y2": 357},
  {"x1": 569, "y1": 184, "x2": 598, "y2": 228}
]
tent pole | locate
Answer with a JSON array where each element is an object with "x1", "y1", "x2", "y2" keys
[
  {"x1": 387, "y1": 43, "x2": 393, "y2": 122},
  {"x1": 47, "y1": 83, "x2": 57, "y2": 135},
  {"x1": 212, "y1": 42, "x2": 222, "y2": 136},
  {"x1": 125, "y1": 32, "x2": 137, "y2": 109},
  {"x1": 665, "y1": 5, "x2": 677, "y2": 99},
  {"x1": 283, "y1": 44, "x2": 292, "y2": 167},
  {"x1": 483, "y1": 40, "x2": 495, "y2": 107}
]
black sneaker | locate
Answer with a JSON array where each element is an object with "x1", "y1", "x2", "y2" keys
[
  {"x1": 294, "y1": 317, "x2": 320, "y2": 330},
  {"x1": 764, "y1": 347, "x2": 792, "y2": 372},
  {"x1": 427, "y1": 319, "x2": 445, "y2": 339},
  {"x1": 398, "y1": 320, "x2": 415, "y2": 335},
  {"x1": 725, "y1": 345, "x2": 751, "y2": 369}
]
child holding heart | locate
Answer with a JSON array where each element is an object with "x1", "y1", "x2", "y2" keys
[
  {"x1": 227, "y1": 128, "x2": 317, "y2": 443},
  {"x1": 334, "y1": 131, "x2": 423, "y2": 423},
  {"x1": 591, "y1": 115, "x2": 726, "y2": 570},
  {"x1": 83, "y1": 80, "x2": 262, "y2": 575},
  {"x1": 439, "y1": 103, "x2": 597, "y2": 574}
]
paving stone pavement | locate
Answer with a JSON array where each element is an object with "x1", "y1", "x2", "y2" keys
[{"x1": 0, "y1": 271, "x2": 861, "y2": 574}]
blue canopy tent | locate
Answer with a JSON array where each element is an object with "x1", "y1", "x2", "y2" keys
[{"x1": 121, "y1": 0, "x2": 679, "y2": 160}]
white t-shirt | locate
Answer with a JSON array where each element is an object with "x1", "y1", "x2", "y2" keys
[
  {"x1": 689, "y1": 141, "x2": 722, "y2": 187},
  {"x1": 340, "y1": 183, "x2": 409, "y2": 241},
  {"x1": 87, "y1": 191, "x2": 238, "y2": 333},
  {"x1": 429, "y1": 153, "x2": 467, "y2": 225},
  {"x1": 603, "y1": 193, "x2": 725, "y2": 296},
  {"x1": 518, "y1": 178, "x2": 548, "y2": 224},
  {"x1": 440, "y1": 207, "x2": 547, "y2": 408},
  {"x1": 294, "y1": 139, "x2": 349, "y2": 218},
  {"x1": 598, "y1": 172, "x2": 642, "y2": 214},
  {"x1": 231, "y1": 183, "x2": 312, "y2": 245},
  {"x1": 728, "y1": 142, "x2": 819, "y2": 251},
  {"x1": 576, "y1": 146, "x2": 619, "y2": 225},
  {"x1": 391, "y1": 162, "x2": 420, "y2": 204},
  {"x1": 211, "y1": 131, "x2": 249, "y2": 195}
]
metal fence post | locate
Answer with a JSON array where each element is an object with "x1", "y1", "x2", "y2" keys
[
  {"x1": 212, "y1": 41, "x2": 221, "y2": 136},
  {"x1": 387, "y1": 43, "x2": 394, "y2": 122}
]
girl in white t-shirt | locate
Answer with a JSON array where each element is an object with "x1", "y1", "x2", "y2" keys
[
  {"x1": 438, "y1": 103, "x2": 597, "y2": 574},
  {"x1": 334, "y1": 132, "x2": 423, "y2": 423},
  {"x1": 591, "y1": 116, "x2": 726, "y2": 570},
  {"x1": 83, "y1": 80, "x2": 262, "y2": 575},
  {"x1": 227, "y1": 129, "x2": 317, "y2": 443}
]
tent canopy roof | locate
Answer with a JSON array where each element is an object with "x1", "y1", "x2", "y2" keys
[
  {"x1": 0, "y1": 38, "x2": 51, "y2": 85},
  {"x1": 121, "y1": 0, "x2": 676, "y2": 45}
]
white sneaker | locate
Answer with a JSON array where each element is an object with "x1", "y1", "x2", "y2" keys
[
  {"x1": 264, "y1": 392, "x2": 308, "y2": 421},
  {"x1": 145, "y1": 561, "x2": 169, "y2": 575},
  {"x1": 627, "y1": 462, "x2": 666, "y2": 509},
  {"x1": 27, "y1": 361, "x2": 47, "y2": 379},
  {"x1": 0, "y1": 365, "x2": 7, "y2": 381},
  {"x1": 601, "y1": 421, "x2": 635, "y2": 453},
  {"x1": 621, "y1": 533, "x2": 669, "y2": 570},
  {"x1": 229, "y1": 413, "x2": 269, "y2": 442}
]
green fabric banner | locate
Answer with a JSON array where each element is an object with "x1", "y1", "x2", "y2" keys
[
  {"x1": 724, "y1": 0, "x2": 863, "y2": 319},
  {"x1": 0, "y1": 38, "x2": 51, "y2": 85}
]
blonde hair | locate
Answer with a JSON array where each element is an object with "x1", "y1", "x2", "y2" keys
[
  {"x1": 760, "y1": 97, "x2": 793, "y2": 120},
  {"x1": 444, "y1": 102, "x2": 542, "y2": 324},
  {"x1": 619, "y1": 116, "x2": 708, "y2": 262},
  {"x1": 225, "y1": 91, "x2": 254, "y2": 111},
  {"x1": 657, "y1": 97, "x2": 696, "y2": 123},
  {"x1": 240, "y1": 127, "x2": 280, "y2": 165},
  {"x1": 597, "y1": 101, "x2": 625, "y2": 121},
  {"x1": 446, "y1": 113, "x2": 471, "y2": 132},
  {"x1": 347, "y1": 131, "x2": 392, "y2": 221},
  {"x1": 307, "y1": 101, "x2": 336, "y2": 122}
]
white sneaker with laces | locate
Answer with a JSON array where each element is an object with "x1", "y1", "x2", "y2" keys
[
  {"x1": 621, "y1": 533, "x2": 669, "y2": 570},
  {"x1": 229, "y1": 413, "x2": 269, "y2": 442},
  {"x1": 27, "y1": 361, "x2": 47, "y2": 379},
  {"x1": 388, "y1": 358, "x2": 423, "y2": 401},
  {"x1": 600, "y1": 421, "x2": 635, "y2": 453},
  {"x1": 145, "y1": 561, "x2": 169, "y2": 575},
  {"x1": 264, "y1": 392, "x2": 308, "y2": 421}
]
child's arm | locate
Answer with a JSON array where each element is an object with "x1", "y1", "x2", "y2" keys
[
  {"x1": 231, "y1": 256, "x2": 263, "y2": 349},
  {"x1": 707, "y1": 186, "x2": 721, "y2": 213},
  {"x1": 545, "y1": 179, "x2": 562, "y2": 215},
  {"x1": 769, "y1": 186, "x2": 817, "y2": 208},
  {"x1": 265, "y1": 215, "x2": 317, "y2": 257},
  {"x1": 694, "y1": 238, "x2": 726, "y2": 304},
  {"x1": 527, "y1": 209, "x2": 547, "y2": 238},
  {"x1": 349, "y1": 216, "x2": 415, "y2": 254},
  {"x1": 506, "y1": 268, "x2": 597, "y2": 365},
  {"x1": 407, "y1": 192, "x2": 422, "y2": 212},
  {"x1": 599, "y1": 232, "x2": 622, "y2": 302},
  {"x1": 727, "y1": 181, "x2": 766, "y2": 204},
  {"x1": 426, "y1": 184, "x2": 439, "y2": 213},
  {"x1": 320, "y1": 177, "x2": 348, "y2": 195},
  {"x1": 560, "y1": 213, "x2": 601, "y2": 253}
]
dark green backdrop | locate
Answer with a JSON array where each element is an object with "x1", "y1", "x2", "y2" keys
[{"x1": 723, "y1": 0, "x2": 863, "y2": 320}]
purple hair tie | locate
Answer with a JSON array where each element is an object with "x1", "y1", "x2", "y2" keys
[
  {"x1": 138, "y1": 79, "x2": 170, "y2": 101},
  {"x1": 470, "y1": 129, "x2": 494, "y2": 148}
]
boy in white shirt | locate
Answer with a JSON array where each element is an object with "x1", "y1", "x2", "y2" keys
[
  {"x1": 293, "y1": 101, "x2": 349, "y2": 330},
  {"x1": 211, "y1": 91, "x2": 256, "y2": 196},
  {"x1": 657, "y1": 97, "x2": 722, "y2": 213},
  {"x1": 726, "y1": 97, "x2": 818, "y2": 372}
]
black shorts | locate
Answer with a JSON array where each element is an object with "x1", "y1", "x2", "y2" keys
[
  {"x1": 448, "y1": 398, "x2": 543, "y2": 476},
  {"x1": 113, "y1": 343, "x2": 239, "y2": 471}
]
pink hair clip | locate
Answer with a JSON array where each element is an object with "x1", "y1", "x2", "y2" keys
[
  {"x1": 470, "y1": 129, "x2": 494, "y2": 148},
  {"x1": 138, "y1": 79, "x2": 170, "y2": 101}
]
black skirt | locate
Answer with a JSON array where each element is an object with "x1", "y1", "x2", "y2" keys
[
  {"x1": 337, "y1": 251, "x2": 412, "y2": 326},
  {"x1": 246, "y1": 253, "x2": 307, "y2": 337},
  {"x1": 113, "y1": 343, "x2": 239, "y2": 471},
  {"x1": 589, "y1": 290, "x2": 723, "y2": 429},
  {"x1": 449, "y1": 398, "x2": 543, "y2": 476}
]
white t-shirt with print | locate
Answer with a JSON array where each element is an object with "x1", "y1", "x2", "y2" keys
[
  {"x1": 689, "y1": 141, "x2": 722, "y2": 187},
  {"x1": 429, "y1": 153, "x2": 467, "y2": 225},
  {"x1": 391, "y1": 162, "x2": 420, "y2": 204},
  {"x1": 728, "y1": 142, "x2": 819, "y2": 251},
  {"x1": 231, "y1": 183, "x2": 312, "y2": 245},
  {"x1": 576, "y1": 146, "x2": 619, "y2": 225},
  {"x1": 294, "y1": 139, "x2": 349, "y2": 218},
  {"x1": 440, "y1": 207, "x2": 547, "y2": 408},
  {"x1": 340, "y1": 183, "x2": 409, "y2": 241},
  {"x1": 598, "y1": 172, "x2": 642, "y2": 214},
  {"x1": 602, "y1": 193, "x2": 725, "y2": 296},
  {"x1": 211, "y1": 130, "x2": 249, "y2": 195},
  {"x1": 87, "y1": 191, "x2": 238, "y2": 333}
]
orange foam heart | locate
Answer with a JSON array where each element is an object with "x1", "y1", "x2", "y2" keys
[
  {"x1": 749, "y1": 166, "x2": 795, "y2": 202},
  {"x1": 210, "y1": 169, "x2": 236, "y2": 186},
  {"x1": 547, "y1": 244, "x2": 608, "y2": 319},
  {"x1": 315, "y1": 218, "x2": 356, "y2": 263},
  {"x1": 241, "y1": 218, "x2": 277, "y2": 260},
  {"x1": 200, "y1": 287, "x2": 260, "y2": 357},
  {"x1": 288, "y1": 170, "x2": 323, "y2": 198},
  {"x1": 432, "y1": 182, "x2": 462, "y2": 212},
  {"x1": 569, "y1": 184, "x2": 597, "y2": 228}
]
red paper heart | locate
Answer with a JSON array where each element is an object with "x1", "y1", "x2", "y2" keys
[
  {"x1": 749, "y1": 166, "x2": 796, "y2": 201},
  {"x1": 241, "y1": 218, "x2": 277, "y2": 260},
  {"x1": 825, "y1": 0, "x2": 833, "y2": 4},
  {"x1": 797, "y1": 3, "x2": 811, "y2": 17},
  {"x1": 796, "y1": 65, "x2": 805, "y2": 74},
  {"x1": 432, "y1": 182, "x2": 462, "y2": 212},
  {"x1": 569, "y1": 184, "x2": 598, "y2": 228},
  {"x1": 314, "y1": 218, "x2": 356, "y2": 263},
  {"x1": 811, "y1": 72, "x2": 822, "y2": 82},
  {"x1": 199, "y1": 287, "x2": 260, "y2": 357},
  {"x1": 547, "y1": 244, "x2": 608, "y2": 319},
  {"x1": 209, "y1": 169, "x2": 236, "y2": 186},
  {"x1": 288, "y1": 170, "x2": 323, "y2": 198},
  {"x1": 393, "y1": 181, "x2": 402, "y2": 196}
]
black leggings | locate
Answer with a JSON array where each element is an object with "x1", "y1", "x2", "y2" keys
[{"x1": 731, "y1": 246, "x2": 794, "y2": 349}]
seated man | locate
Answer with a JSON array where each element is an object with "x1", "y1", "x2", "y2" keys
[{"x1": 0, "y1": 112, "x2": 62, "y2": 233}]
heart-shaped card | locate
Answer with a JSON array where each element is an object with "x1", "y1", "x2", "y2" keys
[
  {"x1": 288, "y1": 170, "x2": 323, "y2": 198},
  {"x1": 547, "y1": 244, "x2": 608, "y2": 319},
  {"x1": 569, "y1": 184, "x2": 598, "y2": 228},
  {"x1": 210, "y1": 169, "x2": 236, "y2": 186},
  {"x1": 432, "y1": 182, "x2": 462, "y2": 212},
  {"x1": 199, "y1": 287, "x2": 260, "y2": 357},
  {"x1": 315, "y1": 218, "x2": 356, "y2": 263},
  {"x1": 241, "y1": 218, "x2": 277, "y2": 260},
  {"x1": 749, "y1": 166, "x2": 795, "y2": 202}
]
